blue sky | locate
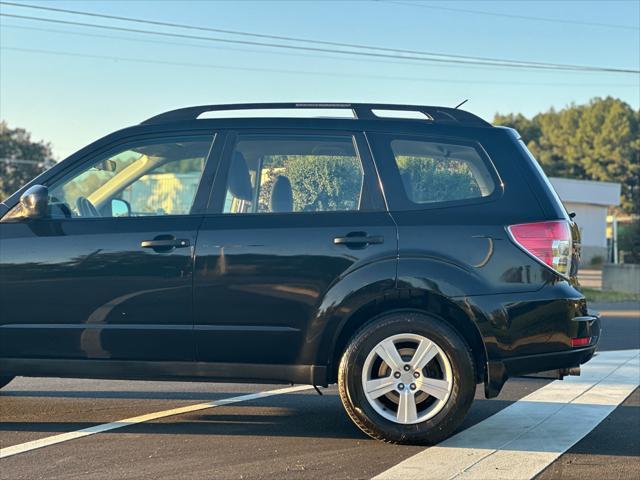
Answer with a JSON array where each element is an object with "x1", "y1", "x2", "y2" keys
[{"x1": 1, "y1": 0, "x2": 639, "y2": 159}]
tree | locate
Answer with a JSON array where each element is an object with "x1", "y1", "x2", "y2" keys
[
  {"x1": 285, "y1": 156, "x2": 362, "y2": 211},
  {"x1": 618, "y1": 218, "x2": 640, "y2": 263},
  {"x1": 494, "y1": 97, "x2": 640, "y2": 213},
  {"x1": 0, "y1": 122, "x2": 54, "y2": 201},
  {"x1": 257, "y1": 156, "x2": 362, "y2": 212},
  {"x1": 396, "y1": 155, "x2": 481, "y2": 203},
  {"x1": 493, "y1": 112, "x2": 541, "y2": 143}
]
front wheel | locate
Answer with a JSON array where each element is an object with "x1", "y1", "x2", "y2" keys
[{"x1": 338, "y1": 311, "x2": 476, "y2": 444}]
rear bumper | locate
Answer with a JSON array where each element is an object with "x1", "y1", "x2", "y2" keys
[{"x1": 485, "y1": 311, "x2": 600, "y2": 398}]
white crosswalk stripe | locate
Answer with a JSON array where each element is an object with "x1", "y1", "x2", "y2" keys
[
  {"x1": 0, "y1": 384, "x2": 313, "y2": 459},
  {"x1": 373, "y1": 349, "x2": 640, "y2": 480}
]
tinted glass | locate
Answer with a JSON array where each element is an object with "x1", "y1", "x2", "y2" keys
[
  {"x1": 222, "y1": 134, "x2": 364, "y2": 214},
  {"x1": 48, "y1": 137, "x2": 212, "y2": 218},
  {"x1": 391, "y1": 139, "x2": 495, "y2": 205}
]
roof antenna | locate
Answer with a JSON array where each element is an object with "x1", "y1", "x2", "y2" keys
[{"x1": 454, "y1": 99, "x2": 469, "y2": 109}]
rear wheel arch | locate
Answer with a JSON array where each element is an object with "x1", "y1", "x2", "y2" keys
[{"x1": 328, "y1": 294, "x2": 487, "y2": 384}]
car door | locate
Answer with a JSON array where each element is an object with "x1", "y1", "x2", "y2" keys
[
  {"x1": 0, "y1": 133, "x2": 218, "y2": 361},
  {"x1": 193, "y1": 130, "x2": 397, "y2": 367}
]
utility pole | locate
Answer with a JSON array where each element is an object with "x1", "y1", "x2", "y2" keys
[{"x1": 612, "y1": 214, "x2": 618, "y2": 264}]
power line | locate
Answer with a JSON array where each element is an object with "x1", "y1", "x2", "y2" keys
[
  {"x1": 2, "y1": 0, "x2": 607, "y2": 68},
  {"x1": 1, "y1": 12, "x2": 635, "y2": 74},
  {"x1": 0, "y1": 12, "x2": 600, "y2": 73},
  {"x1": 0, "y1": 23, "x2": 527, "y2": 74},
  {"x1": 3, "y1": 46, "x2": 637, "y2": 88},
  {"x1": 384, "y1": 0, "x2": 640, "y2": 30},
  {"x1": 5, "y1": 22, "x2": 624, "y2": 77},
  {"x1": 0, "y1": 4, "x2": 638, "y2": 74}
]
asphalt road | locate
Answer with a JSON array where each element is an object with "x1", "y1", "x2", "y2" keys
[{"x1": 1, "y1": 302, "x2": 638, "y2": 480}]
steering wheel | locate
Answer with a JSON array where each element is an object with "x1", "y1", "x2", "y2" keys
[{"x1": 75, "y1": 196, "x2": 100, "y2": 217}]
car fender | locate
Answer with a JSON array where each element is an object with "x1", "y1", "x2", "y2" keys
[{"x1": 302, "y1": 258, "x2": 398, "y2": 366}]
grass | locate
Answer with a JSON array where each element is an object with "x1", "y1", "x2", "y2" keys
[{"x1": 580, "y1": 288, "x2": 640, "y2": 303}]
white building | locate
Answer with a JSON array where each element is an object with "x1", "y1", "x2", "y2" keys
[{"x1": 549, "y1": 177, "x2": 621, "y2": 264}]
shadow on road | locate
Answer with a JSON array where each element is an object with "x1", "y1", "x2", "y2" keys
[
  {"x1": 0, "y1": 395, "x2": 521, "y2": 442},
  {"x1": 0, "y1": 390, "x2": 240, "y2": 400}
]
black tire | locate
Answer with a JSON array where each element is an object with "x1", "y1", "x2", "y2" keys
[
  {"x1": 0, "y1": 376, "x2": 15, "y2": 389},
  {"x1": 338, "y1": 311, "x2": 475, "y2": 444}
]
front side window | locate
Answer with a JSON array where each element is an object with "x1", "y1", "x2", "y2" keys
[
  {"x1": 222, "y1": 134, "x2": 364, "y2": 214},
  {"x1": 47, "y1": 136, "x2": 213, "y2": 218},
  {"x1": 391, "y1": 139, "x2": 495, "y2": 206}
]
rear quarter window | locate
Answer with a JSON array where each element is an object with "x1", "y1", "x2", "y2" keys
[
  {"x1": 391, "y1": 140, "x2": 495, "y2": 204},
  {"x1": 389, "y1": 138, "x2": 496, "y2": 208}
]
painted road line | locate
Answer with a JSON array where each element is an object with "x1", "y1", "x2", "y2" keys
[
  {"x1": 0, "y1": 384, "x2": 313, "y2": 459},
  {"x1": 374, "y1": 349, "x2": 640, "y2": 480},
  {"x1": 597, "y1": 310, "x2": 639, "y2": 318}
]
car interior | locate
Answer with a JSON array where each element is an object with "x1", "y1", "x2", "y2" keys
[
  {"x1": 48, "y1": 140, "x2": 211, "y2": 218},
  {"x1": 223, "y1": 135, "x2": 364, "y2": 215}
]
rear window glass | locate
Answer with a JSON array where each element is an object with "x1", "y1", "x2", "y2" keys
[{"x1": 390, "y1": 139, "x2": 495, "y2": 205}]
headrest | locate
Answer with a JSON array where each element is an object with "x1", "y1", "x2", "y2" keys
[
  {"x1": 227, "y1": 152, "x2": 252, "y2": 201},
  {"x1": 270, "y1": 175, "x2": 293, "y2": 213}
]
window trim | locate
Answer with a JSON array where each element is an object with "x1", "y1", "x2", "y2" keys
[
  {"x1": 366, "y1": 132, "x2": 504, "y2": 212},
  {"x1": 205, "y1": 129, "x2": 386, "y2": 216},
  {"x1": 40, "y1": 133, "x2": 219, "y2": 220}
]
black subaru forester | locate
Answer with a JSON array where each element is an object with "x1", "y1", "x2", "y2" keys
[{"x1": 0, "y1": 103, "x2": 600, "y2": 444}]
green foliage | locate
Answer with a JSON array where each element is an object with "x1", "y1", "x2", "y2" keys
[
  {"x1": 493, "y1": 112, "x2": 541, "y2": 142},
  {"x1": 0, "y1": 122, "x2": 54, "y2": 201},
  {"x1": 618, "y1": 218, "x2": 640, "y2": 263},
  {"x1": 396, "y1": 156, "x2": 481, "y2": 203},
  {"x1": 258, "y1": 154, "x2": 482, "y2": 212},
  {"x1": 494, "y1": 97, "x2": 640, "y2": 213},
  {"x1": 589, "y1": 255, "x2": 604, "y2": 267},
  {"x1": 285, "y1": 156, "x2": 362, "y2": 211},
  {"x1": 580, "y1": 287, "x2": 640, "y2": 303},
  {"x1": 258, "y1": 155, "x2": 362, "y2": 212}
]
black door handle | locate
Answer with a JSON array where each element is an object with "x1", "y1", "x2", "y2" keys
[
  {"x1": 333, "y1": 234, "x2": 384, "y2": 247},
  {"x1": 141, "y1": 238, "x2": 190, "y2": 250}
]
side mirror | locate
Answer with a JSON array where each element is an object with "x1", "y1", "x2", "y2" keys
[
  {"x1": 20, "y1": 185, "x2": 49, "y2": 219},
  {"x1": 111, "y1": 198, "x2": 131, "y2": 217}
]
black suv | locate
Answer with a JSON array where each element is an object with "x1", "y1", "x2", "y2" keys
[{"x1": 0, "y1": 103, "x2": 600, "y2": 444}]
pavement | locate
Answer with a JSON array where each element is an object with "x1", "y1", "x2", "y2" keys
[{"x1": 1, "y1": 302, "x2": 638, "y2": 480}]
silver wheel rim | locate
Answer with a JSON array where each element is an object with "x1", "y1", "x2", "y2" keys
[{"x1": 361, "y1": 333, "x2": 453, "y2": 425}]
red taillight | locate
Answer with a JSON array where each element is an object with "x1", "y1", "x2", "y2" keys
[
  {"x1": 508, "y1": 220, "x2": 572, "y2": 276},
  {"x1": 571, "y1": 337, "x2": 591, "y2": 347}
]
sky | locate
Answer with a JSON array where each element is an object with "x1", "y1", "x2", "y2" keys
[{"x1": 1, "y1": 0, "x2": 639, "y2": 159}]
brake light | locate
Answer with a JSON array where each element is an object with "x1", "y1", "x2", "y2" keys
[
  {"x1": 508, "y1": 220, "x2": 572, "y2": 276},
  {"x1": 571, "y1": 337, "x2": 591, "y2": 347}
]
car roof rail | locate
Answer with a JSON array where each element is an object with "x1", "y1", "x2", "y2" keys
[{"x1": 141, "y1": 102, "x2": 491, "y2": 127}]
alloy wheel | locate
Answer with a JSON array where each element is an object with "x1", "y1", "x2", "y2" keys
[{"x1": 361, "y1": 333, "x2": 453, "y2": 424}]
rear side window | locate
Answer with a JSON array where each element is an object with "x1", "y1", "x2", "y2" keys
[
  {"x1": 390, "y1": 139, "x2": 495, "y2": 206},
  {"x1": 222, "y1": 134, "x2": 364, "y2": 214}
]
